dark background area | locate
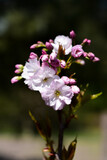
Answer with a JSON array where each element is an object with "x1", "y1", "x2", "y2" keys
[{"x1": 0, "y1": 0, "x2": 107, "y2": 134}]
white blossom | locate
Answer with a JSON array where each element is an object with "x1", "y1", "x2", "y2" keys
[
  {"x1": 32, "y1": 66, "x2": 59, "y2": 92},
  {"x1": 41, "y1": 79, "x2": 74, "y2": 110},
  {"x1": 52, "y1": 35, "x2": 72, "y2": 55},
  {"x1": 21, "y1": 58, "x2": 41, "y2": 89}
]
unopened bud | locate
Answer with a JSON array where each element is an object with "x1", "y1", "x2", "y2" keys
[
  {"x1": 93, "y1": 57, "x2": 100, "y2": 62},
  {"x1": 40, "y1": 54, "x2": 48, "y2": 62},
  {"x1": 87, "y1": 52, "x2": 95, "y2": 60},
  {"x1": 70, "y1": 30, "x2": 76, "y2": 39},
  {"x1": 87, "y1": 39, "x2": 91, "y2": 45},
  {"x1": 15, "y1": 64, "x2": 23, "y2": 69},
  {"x1": 61, "y1": 76, "x2": 70, "y2": 85},
  {"x1": 43, "y1": 147, "x2": 50, "y2": 152},
  {"x1": 37, "y1": 41, "x2": 42, "y2": 44},
  {"x1": 29, "y1": 52, "x2": 37, "y2": 59},
  {"x1": 30, "y1": 44, "x2": 37, "y2": 49},
  {"x1": 82, "y1": 52, "x2": 87, "y2": 57},
  {"x1": 42, "y1": 49, "x2": 47, "y2": 55},
  {"x1": 71, "y1": 85, "x2": 80, "y2": 94},
  {"x1": 49, "y1": 39, "x2": 54, "y2": 43},
  {"x1": 50, "y1": 52, "x2": 57, "y2": 60},
  {"x1": 45, "y1": 42, "x2": 53, "y2": 50},
  {"x1": 83, "y1": 38, "x2": 91, "y2": 45},
  {"x1": 49, "y1": 58, "x2": 60, "y2": 67},
  {"x1": 60, "y1": 60, "x2": 66, "y2": 68},
  {"x1": 11, "y1": 76, "x2": 22, "y2": 84},
  {"x1": 15, "y1": 69, "x2": 22, "y2": 74},
  {"x1": 75, "y1": 59, "x2": 85, "y2": 65},
  {"x1": 69, "y1": 78, "x2": 76, "y2": 85}
]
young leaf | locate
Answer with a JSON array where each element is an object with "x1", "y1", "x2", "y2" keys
[
  {"x1": 72, "y1": 88, "x2": 102, "y2": 114},
  {"x1": 67, "y1": 138, "x2": 77, "y2": 160},
  {"x1": 29, "y1": 111, "x2": 47, "y2": 140},
  {"x1": 91, "y1": 92, "x2": 102, "y2": 100},
  {"x1": 62, "y1": 147, "x2": 68, "y2": 160}
]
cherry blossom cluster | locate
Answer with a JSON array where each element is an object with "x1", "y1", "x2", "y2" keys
[{"x1": 11, "y1": 30, "x2": 100, "y2": 110}]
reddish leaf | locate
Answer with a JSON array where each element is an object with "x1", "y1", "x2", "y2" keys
[
  {"x1": 29, "y1": 111, "x2": 47, "y2": 140},
  {"x1": 67, "y1": 138, "x2": 77, "y2": 160},
  {"x1": 62, "y1": 147, "x2": 68, "y2": 160}
]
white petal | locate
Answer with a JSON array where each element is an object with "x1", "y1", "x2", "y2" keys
[
  {"x1": 65, "y1": 45, "x2": 72, "y2": 55},
  {"x1": 54, "y1": 99, "x2": 64, "y2": 110},
  {"x1": 60, "y1": 96, "x2": 71, "y2": 104}
]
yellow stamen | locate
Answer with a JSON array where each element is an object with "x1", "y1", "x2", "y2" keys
[
  {"x1": 55, "y1": 90, "x2": 60, "y2": 97},
  {"x1": 43, "y1": 78, "x2": 48, "y2": 82}
]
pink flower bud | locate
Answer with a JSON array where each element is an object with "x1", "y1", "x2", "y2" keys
[
  {"x1": 71, "y1": 85, "x2": 80, "y2": 94},
  {"x1": 40, "y1": 54, "x2": 48, "y2": 62},
  {"x1": 43, "y1": 147, "x2": 50, "y2": 152},
  {"x1": 15, "y1": 64, "x2": 23, "y2": 69},
  {"x1": 70, "y1": 30, "x2": 76, "y2": 39},
  {"x1": 45, "y1": 42, "x2": 53, "y2": 50},
  {"x1": 29, "y1": 52, "x2": 37, "y2": 59},
  {"x1": 37, "y1": 41, "x2": 42, "y2": 44},
  {"x1": 11, "y1": 76, "x2": 22, "y2": 84},
  {"x1": 49, "y1": 58, "x2": 60, "y2": 67},
  {"x1": 50, "y1": 52, "x2": 57, "y2": 60},
  {"x1": 61, "y1": 76, "x2": 70, "y2": 85},
  {"x1": 87, "y1": 39, "x2": 91, "y2": 45},
  {"x1": 75, "y1": 59, "x2": 85, "y2": 65},
  {"x1": 93, "y1": 57, "x2": 100, "y2": 62},
  {"x1": 60, "y1": 60, "x2": 66, "y2": 68},
  {"x1": 82, "y1": 52, "x2": 87, "y2": 57},
  {"x1": 30, "y1": 44, "x2": 37, "y2": 49},
  {"x1": 49, "y1": 39, "x2": 54, "y2": 43},
  {"x1": 83, "y1": 38, "x2": 88, "y2": 43},
  {"x1": 14, "y1": 69, "x2": 22, "y2": 74},
  {"x1": 69, "y1": 78, "x2": 76, "y2": 85},
  {"x1": 42, "y1": 49, "x2": 47, "y2": 55},
  {"x1": 87, "y1": 52, "x2": 95, "y2": 60},
  {"x1": 83, "y1": 38, "x2": 91, "y2": 45}
]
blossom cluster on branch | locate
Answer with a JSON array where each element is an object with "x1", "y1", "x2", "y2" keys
[
  {"x1": 11, "y1": 30, "x2": 100, "y2": 111},
  {"x1": 11, "y1": 30, "x2": 101, "y2": 160}
]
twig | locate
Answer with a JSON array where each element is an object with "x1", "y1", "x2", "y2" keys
[{"x1": 57, "y1": 110, "x2": 64, "y2": 160}]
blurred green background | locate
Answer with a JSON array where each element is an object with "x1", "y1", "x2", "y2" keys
[{"x1": 0, "y1": 0, "x2": 107, "y2": 134}]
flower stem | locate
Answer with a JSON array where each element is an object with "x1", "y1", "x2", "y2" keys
[{"x1": 58, "y1": 110, "x2": 64, "y2": 160}]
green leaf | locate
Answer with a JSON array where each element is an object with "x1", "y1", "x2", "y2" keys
[
  {"x1": 72, "y1": 86, "x2": 102, "y2": 114},
  {"x1": 91, "y1": 92, "x2": 102, "y2": 100},
  {"x1": 67, "y1": 138, "x2": 77, "y2": 160}
]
